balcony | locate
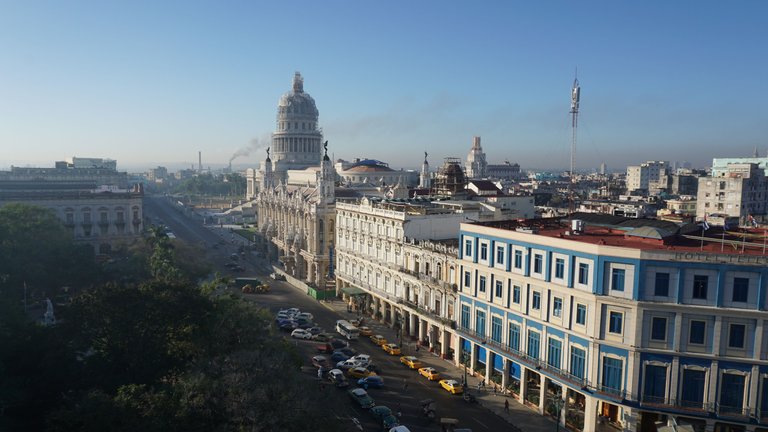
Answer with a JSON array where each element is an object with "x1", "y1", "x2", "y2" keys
[{"x1": 715, "y1": 403, "x2": 750, "y2": 419}]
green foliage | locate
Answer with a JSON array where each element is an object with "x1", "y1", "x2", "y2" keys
[{"x1": 171, "y1": 173, "x2": 246, "y2": 197}]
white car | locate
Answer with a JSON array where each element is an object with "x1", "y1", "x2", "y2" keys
[
  {"x1": 336, "y1": 359, "x2": 363, "y2": 370},
  {"x1": 285, "y1": 307, "x2": 301, "y2": 317},
  {"x1": 296, "y1": 312, "x2": 314, "y2": 321},
  {"x1": 351, "y1": 354, "x2": 371, "y2": 365},
  {"x1": 291, "y1": 329, "x2": 312, "y2": 339}
]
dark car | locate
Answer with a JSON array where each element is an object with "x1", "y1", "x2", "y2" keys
[
  {"x1": 348, "y1": 388, "x2": 375, "y2": 409},
  {"x1": 333, "y1": 347, "x2": 356, "y2": 358},
  {"x1": 357, "y1": 375, "x2": 384, "y2": 389},
  {"x1": 327, "y1": 368, "x2": 350, "y2": 388},
  {"x1": 330, "y1": 339, "x2": 349, "y2": 350},
  {"x1": 365, "y1": 362, "x2": 382, "y2": 374},
  {"x1": 278, "y1": 320, "x2": 297, "y2": 331},
  {"x1": 311, "y1": 355, "x2": 330, "y2": 369},
  {"x1": 297, "y1": 321, "x2": 315, "y2": 330},
  {"x1": 308, "y1": 326, "x2": 324, "y2": 335},
  {"x1": 311, "y1": 333, "x2": 333, "y2": 342},
  {"x1": 330, "y1": 352, "x2": 350, "y2": 363}
]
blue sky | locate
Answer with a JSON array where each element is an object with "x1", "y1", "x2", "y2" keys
[{"x1": 1, "y1": 1, "x2": 766, "y2": 173}]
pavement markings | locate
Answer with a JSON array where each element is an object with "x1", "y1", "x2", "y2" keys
[{"x1": 473, "y1": 417, "x2": 490, "y2": 429}]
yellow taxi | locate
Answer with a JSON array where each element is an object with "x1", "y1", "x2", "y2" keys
[
  {"x1": 381, "y1": 343, "x2": 401, "y2": 355},
  {"x1": 439, "y1": 379, "x2": 464, "y2": 395},
  {"x1": 418, "y1": 367, "x2": 441, "y2": 381},
  {"x1": 358, "y1": 326, "x2": 373, "y2": 337},
  {"x1": 370, "y1": 334, "x2": 387, "y2": 346},
  {"x1": 347, "y1": 366, "x2": 377, "y2": 379},
  {"x1": 399, "y1": 356, "x2": 423, "y2": 369}
]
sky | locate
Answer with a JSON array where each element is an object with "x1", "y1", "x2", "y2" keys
[{"x1": 1, "y1": 1, "x2": 767, "y2": 173}]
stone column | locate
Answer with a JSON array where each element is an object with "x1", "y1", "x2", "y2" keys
[
  {"x1": 469, "y1": 341, "x2": 477, "y2": 373},
  {"x1": 583, "y1": 394, "x2": 598, "y2": 432},
  {"x1": 519, "y1": 367, "x2": 528, "y2": 404},
  {"x1": 538, "y1": 376, "x2": 547, "y2": 415},
  {"x1": 409, "y1": 313, "x2": 417, "y2": 338},
  {"x1": 484, "y1": 350, "x2": 492, "y2": 384},
  {"x1": 418, "y1": 319, "x2": 426, "y2": 344},
  {"x1": 440, "y1": 328, "x2": 449, "y2": 359},
  {"x1": 559, "y1": 387, "x2": 568, "y2": 429},
  {"x1": 501, "y1": 358, "x2": 509, "y2": 390},
  {"x1": 390, "y1": 306, "x2": 398, "y2": 329}
]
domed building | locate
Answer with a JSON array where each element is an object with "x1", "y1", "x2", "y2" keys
[{"x1": 465, "y1": 136, "x2": 487, "y2": 179}]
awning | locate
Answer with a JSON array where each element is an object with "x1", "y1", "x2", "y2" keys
[{"x1": 340, "y1": 286, "x2": 367, "y2": 296}]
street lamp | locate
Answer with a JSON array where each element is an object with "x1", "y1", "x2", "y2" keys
[
  {"x1": 461, "y1": 348, "x2": 470, "y2": 390},
  {"x1": 549, "y1": 389, "x2": 565, "y2": 432}
]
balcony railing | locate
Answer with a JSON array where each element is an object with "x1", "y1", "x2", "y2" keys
[{"x1": 715, "y1": 403, "x2": 750, "y2": 419}]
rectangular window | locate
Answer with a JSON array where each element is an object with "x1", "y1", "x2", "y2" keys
[
  {"x1": 512, "y1": 285, "x2": 521, "y2": 304},
  {"x1": 570, "y1": 346, "x2": 586, "y2": 380},
  {"x1": 494, "y1": 280, "x2": 503, "y2": 298},
  {"x1": 475, "y1": 310, "x2": 486, "y2": 337},
  {"x1": 531, "y1": 291, "x2": 541, "y2": 310},
  {"x1": 578, "y1": 263, "x2": 589, "y2": 285},
  {"x1": 732, "y1": 277, "x2": 749, "y2": 302},
  {"x1": 650, "y1": 317, "x2": 667, "y2": 341},
  {"x1": 508, "y1": 323, "x2": 520, "y2": 351},
  {"x1": 575, "y1": 304, "x2": 587, "y2": 325},
  {"x1": 479, "y1": 276, "x2": 486, "y2": 293},
  {"x1": 601, "y1": 357, "x2": 623, "y2": 393},
  {"x1": 464, "y1": 239, "x2": 472, "y2": 256},
  {"x1": 552, "y1": 297, "x2": 563, "y2": 317},
  {"x1": 527, "y1": 331, "x2": 540, "y2": 360},
  {"x1": 728, "y1": 323, "x2": 746, "y2": 348},
  {"x1": 547, "y1": 338, "x2": 562, "y2": 369},
  {"x1": 464, "y1": 271, "x2": 471, "y2": 288},
  {"x1": 611, "y1": 268, "x2": 625, "y2": 292},
  {"x1": 491, "y1": 316, "x2": 502, "y2": 343},
  {"x1": 689, "y1": 320, "x2": 706, "y2": 345},
  {"x1": 496, "y1": 245, "x2": 504, "y2": 265},
  {"x1": 461, "y1": 305, "x2": 470, "y2": 329},
  {"x1": 643, "y1": 365, "x2": 667, "y2": 403},
  {"x1": 720, "y1": 373, "x2": 745, "y2": 412},
  {"x1": 514, "y1": 250, "x2": 523, "y2": 269},
  {"x1": 555, "y1": 258, "x2": 565, "y2": 279},
  {"x1": 533, "y1": 254, "x2": 543, "y2": 274},
  {"x1": 692, "y1": 275, "x2": 708, "y2": 299},
  {"x1": 480, "y1": 243, "x2": 488, "y2": 260},
  {"x1": 680, "y1": 369, "x2": 706, "y2": 408},
  {"x1": 654, "y1": 272, "x2": 670, "y2": 297},
  {"x1": 608, "y1": 311, "x2": 623, "y2": 334}
]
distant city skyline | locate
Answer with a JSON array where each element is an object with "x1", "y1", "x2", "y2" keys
[{"x1": 1, "y1": 1, "x2": 767, "y2": 172}]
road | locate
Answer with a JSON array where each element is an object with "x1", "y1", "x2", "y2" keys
[{"x1": 142, "y1": 195, "x2": 515, "y2": 432}]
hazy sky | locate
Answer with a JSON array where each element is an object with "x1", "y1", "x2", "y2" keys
[{"x1": 1, "y1": 1, "x2": 767, "y2": 173}]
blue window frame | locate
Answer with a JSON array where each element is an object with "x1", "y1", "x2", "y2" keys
[
  {"x1": 514, "y1": 250, "x2": 523, "y2": 269},
  {"x1": 494, "y1": 280, "x2": 503, "y2": 298},
  {"x1": 570, "y1": 346, "x2": 586, "y2": 379},
  {"x1": 654, "y1": 272, "x2": 670, "y2": 297},
  {"x1": 553, "y1": 297, "x2": 563, "y2": 317},
  {"x1": 532, "y1": 291, "x2": 541, "y2": 310},
  {"x1": 609, "y1": 311, "x2": 623, "y2": 334},
  {"x1": 480, "y1": 243, "x2": 488, "y2": 260},
  {"x1": 680, "y1": 369, "x2": 705, "y2": 408},
  {"x1": 555, "y1": 258, "x2": 565, "y2": 279},
  {"x1": 496, "y1": 245, "x2": 504, "y2": 265},
  {"x1": 464, "y1": 239, "x2": 472, "y2": 257},
  {"x1": 578, "y1": 263, "x2": 589, "y2": 284},
  {"x1": 689, "y1": 320, "x2": 705, "y2": 345},
  {"x1": 575, "y1": 304, "x2": 587, "y2": 325},
  {"x1": 512, "y1": 285, "x2": 521, "y2": 304},
  {"x1": 461, "y1": 304, "x2": 470, "y2": 329},
  {"x1": 464, "y1": 271, "x2": 471, "y2": 287},
  {"x1": 508, "y1": 323, "x2": 520, "y2": 351},
  {"x1": 728, "y1": 323, "x2": 746, "y2": 348},
  {"x1": 601, "y1": 357, "x2": 623, "y2": 393},
  {"x1": 491, "y1": 316, "x2": 502, "y2": 343},
  {"x1": 720, "y1": 373, "x2": 745, "y2": 411},
  {"x1": 643, "y1": 365, "x2": 667, "y2": 403},
  {"x1": 527, "y1": 331, "x2": 540, "y2": 360},
  {"x1": 547, "y1": 338, "x2": 562, "y2": 369},
  {"x1": 533, "y1": 254, "x2": 543, "y2": 274},
  {"x1": 692, "y1": 275, "x2": 708, "y2": 299},
  {"x1": 475, "y1": 310, "x2": 486, "y2": 337},
  {"x1": 733, "y1": 277, "x2": 749, "y2": 302},
  {"x1": 479, "y1": 276, "x2": 486, "y2": 293},
  {"x1": 651, "y1": 317, "x2": 667, "y2": 341},
  {"x1": 611, "y1": 268, "x2": 625, "y2": 292}
]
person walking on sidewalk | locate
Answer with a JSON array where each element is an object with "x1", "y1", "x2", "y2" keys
[{"x1": 504, "y1": 399, "x2": 509, "y2": 413}]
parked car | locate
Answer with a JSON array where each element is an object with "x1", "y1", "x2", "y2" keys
[
  {"x1": 365, "y1": 362, "x2": 382, "y2": 374},
  {"x1": 330, "y1": 338, "x2": 350, "y2": 349},
  {"x1": 347, "y1": 367, "x2": 376, "y2": 379},
  {"x1": 307, "y1": 326, "x2": 324, "y2": 335},
  {"x1": 418, "y1": 367, "x2": 441, "y2": 381},
  {"x1": 382, "y1": 414, "x2": 400, "y2": 431},
  {"x1": 297, "y1": 321, "x2": 315, "y2": 330},
  {"x1": 327, "y1": 368, "x2": 349, "y2": 388},
  {"x1": 311, "y1": 333, "x2": 333, "y2": 342},
  {"x1": 439, "y1": 379, "x2": 464, "y2": 395},
  {"x1": 330, "y1": 352, "x2": 350, "y2": 363},
  {"x1": 336, "y1": 359, "x2": 360, "y2": 371},
  {"x1": 270, "y1": 272, "x2": 286, "y2": 281},
  {"x1": 311, "y1": 355, "x2": 330, "y2": 368},
  {"x1": 334, "y1": 347, "x2": 356, "y2": 358},
  {"x1": 381, "y1": 343, "x2": 401, "y2": 355},
  {"x1": 370, "y1": 335, "x2": 387, "y2": 346},
  {"x1": 296, "y1": 312, "x2": 314, "y2": 321},
  {"x1": 358, "y1": 326, "x2": 373, "y2": 336},
  {"x1": 278, "y1": 320, "x2": 298, "y2": 331},
  {"x1": 285, "y1": 307, "x2": 300, "y2": 316},
  {"x1": 348, "y1": 388, "x2": 375, "y2": 409},
  {"x1": 400, "y1": 356, "x2": 422, "y2": 369},
  {"x1": 369, "y1": 405, "x2": 392, "y2": 419},
  {"x1": 291, "y1": 329, "x2": 312, "y2": 339},
  {"x1": 357, "y1": 375, "x2": 384, "y2": 389}
]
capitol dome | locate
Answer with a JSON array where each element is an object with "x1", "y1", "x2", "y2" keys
[
  {"x1": 270, "y1": 72, "x2": 324, "y2": 172},
  {"x1": 278, "y1": 72, "x2": 319, "y2": 117}
]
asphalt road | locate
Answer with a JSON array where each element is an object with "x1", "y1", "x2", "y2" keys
[{"x1": 141, "y1": 195, "x2": 514, "y2": 432}]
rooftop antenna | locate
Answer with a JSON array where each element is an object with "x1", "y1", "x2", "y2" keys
[{"x1": 569, "y1": 70, "x2": 580, "y2": 216}]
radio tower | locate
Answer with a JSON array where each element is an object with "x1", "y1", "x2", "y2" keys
[{"x1": 568, "y1": 74, "x2": 580, "y2": 215}]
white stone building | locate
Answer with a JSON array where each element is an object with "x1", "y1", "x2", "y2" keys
[{"x1": 696, "y1": 162, "x2": 768, "y2": 225}]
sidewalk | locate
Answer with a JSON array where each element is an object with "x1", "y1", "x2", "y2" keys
[{"x1": 317, "y1": 299, "x2": 559, "y2": 432}]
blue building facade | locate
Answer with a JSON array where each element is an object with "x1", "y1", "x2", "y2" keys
[{"x1": 455, "y1": 221, "x2": 768, "y2": 432}]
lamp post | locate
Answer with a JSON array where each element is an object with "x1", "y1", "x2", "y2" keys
[
  {"x1": 461, "y1": 348, "x2": 470, "y2": 390},
  {"x1": 550, "y1": 389, "x2": 565, "y2": 432}
]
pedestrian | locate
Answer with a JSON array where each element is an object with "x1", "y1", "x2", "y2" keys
[
  {"x1": 492, "y1": 385, "x2": 497, "y2": 395},
  {"x1": 415, "y1": 344, "x2": 420, "y2": 353},
  {"x1": 477, "y1": 382, "x2": 481, "y2": 391},
  {"x1": 403, "y1": 379, "x2": 409, "y2": 392},
  {"x1": 504, "y1": 399, "x2": 509, "y2": 413}
]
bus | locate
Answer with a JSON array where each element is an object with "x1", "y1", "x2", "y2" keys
[{"x1": 336, "y1": 320, "x2": 360, "y2": 340}]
